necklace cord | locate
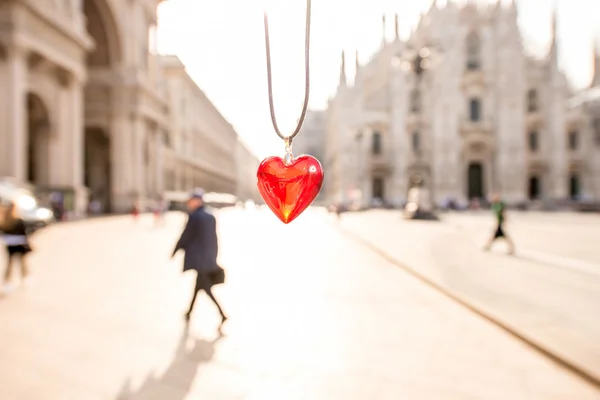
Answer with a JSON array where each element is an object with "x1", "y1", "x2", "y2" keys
[{"x1": 263, "y1": 0, "x2": 311, "y2": 145}]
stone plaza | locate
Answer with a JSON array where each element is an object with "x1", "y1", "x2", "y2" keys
[{"x1": 0, "y1": 208, "x2": 599, "y2": 398}]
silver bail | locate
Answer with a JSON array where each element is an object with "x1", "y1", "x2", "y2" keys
[{"x1": 283, "y1": 137, "x2": 294, "y2": 165}]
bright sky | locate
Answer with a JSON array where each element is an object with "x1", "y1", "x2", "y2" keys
[{"x1": 157, "y1": 0, "x2": 600, "y2": 160}]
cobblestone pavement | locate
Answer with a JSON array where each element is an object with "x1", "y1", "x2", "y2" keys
[
  {"x1": 337, "y1": 209, "x2": 600, "y2": 386},
  {"x1": 0, "y1": 207, "x2": 598, "y2": 399}
]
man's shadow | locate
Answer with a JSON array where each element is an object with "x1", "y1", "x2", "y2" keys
[{"x1": 114, "y1": 326, "x2": 224, "y2": 400}]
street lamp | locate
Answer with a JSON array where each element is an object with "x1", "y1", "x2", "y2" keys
[{"x1": 391, "y1": 45, "x2": 439, "y2": 76}]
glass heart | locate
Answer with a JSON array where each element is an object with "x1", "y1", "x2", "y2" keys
[{"x1": 257, "y1": 155, "x2": 324, "y2": 224}]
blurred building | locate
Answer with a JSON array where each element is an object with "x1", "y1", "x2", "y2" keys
[
  {"x1": 290, "y1": 110, "x2": 326, "y2": 201},
  {"x1": 234, "y1": 138, "x2": 261, "y2": 202},
  {"x1": 322, "y1": 2, "x2": 596, "y2": 207},
  {"x1": 0, "y1": 0, "x2": 258, "y2": 215},
  {"x1": 0, "y1": 0, "x2": 170, "y2": 214},
  {"x1": 566, "y1": 49, "x2": 600, "y2": 203},
  {"x1": 161, "y1": 55, "x2": 237, "y2": 195}
]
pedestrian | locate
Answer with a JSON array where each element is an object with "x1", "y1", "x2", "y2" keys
[
  {"x1": 131, "y1": 200, "x2": 140, "y2": 222},
  {"x1": 171, "y1": 188, "x2": 227, "y2": 328},
  {"x1": 2, "y1": 203, "x2": 33, "y2": 293},
  {"x1": 483, "y1": 194, "x2": 515, "y2": 255}
]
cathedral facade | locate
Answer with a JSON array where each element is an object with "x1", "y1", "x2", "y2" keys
[{"x1": 321, "y1": 1, "x2": 599, "y2": 208}]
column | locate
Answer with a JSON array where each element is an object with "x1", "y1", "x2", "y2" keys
[
  {"x1": 390, "y1": 72, "x2": 408, "y2": 206},
  {"x1": 155, "y1": 127, "x2": 164, "y2": 194},
  {"x1": 52, "y1": 69, "x2": 80, "y2": 187},
  {"x1": 132, "y1": 116, "x2": 146, "y2": 200},
  {"x1": 110, "y1": 112, "x2": 134, "y2": 212},
  {"x1": 0, "y1": 45, "x2": 27, "y2": 179},
  {"x1": 359, "y1": 133, "x2": 370, "y2": 205},
  {"x1": 58, "y1": 67, "x2": 88, "y2": 217},
  {"x1": 146, "y1": 127, "x2": 155, "y2": 196}
]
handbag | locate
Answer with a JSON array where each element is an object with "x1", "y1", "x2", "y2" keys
[{"x1": 209, "y1": 265, "x2": 226, "y2": 285}]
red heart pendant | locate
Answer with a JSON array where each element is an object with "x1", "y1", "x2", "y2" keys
[{"x1": 257, "y1": 155, "x2": 324, "y2": 224}]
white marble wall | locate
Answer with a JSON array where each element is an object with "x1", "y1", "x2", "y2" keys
[{"x1": 323, "y1": 1, "x2": 593, "y2": 206}]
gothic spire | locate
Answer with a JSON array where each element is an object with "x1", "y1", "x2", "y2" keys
[
  {"x1": 382, "y1": 14, "x2": 387, "y2": 46},
  {"x1": 339, "y1": 50, "x2": 347, "y2": 86},
  {"x1": 549, "y1": 4, "x2": 558, "y2": 64},
  {"x1": 394, "y1": 13, "x2": 399, "y2": 40}
]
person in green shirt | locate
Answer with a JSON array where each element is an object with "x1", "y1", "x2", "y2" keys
[{"x1": 484, "y1": 194, "x2": 515, "y2": 254}]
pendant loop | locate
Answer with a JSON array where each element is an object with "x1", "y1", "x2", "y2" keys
[{"x1": 283, "y1": 139, "x2": 294, "y2": 165}]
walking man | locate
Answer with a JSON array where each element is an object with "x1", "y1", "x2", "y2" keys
[
  {"x1": 484, "y1": 194, "x2": 515, "y2": 255},
  {"x1": 172, "y1": 189, "x2": 227, "y2": 327}
]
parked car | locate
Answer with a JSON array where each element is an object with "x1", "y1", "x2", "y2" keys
[{"x1": 0, "y1": 178, "x2": 55, "y2": 233}]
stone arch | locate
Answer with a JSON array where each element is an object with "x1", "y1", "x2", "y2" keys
[
  {"x1": 467, "y1": 161, "x2": 485, "y2": 200},
  {"x1": 26, "y1": 93, "x2": 52, "y2": 186},
  {"x1": 83, "y1": 0, "x2": 123, "y2": 66},
  {"x1": 462, "y1": 139, "x2": 493, "y2": 201},
  {"x1": 83, "y1": 0, "x2": 123, "y2": 213}
]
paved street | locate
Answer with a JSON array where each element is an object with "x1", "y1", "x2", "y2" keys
[
  {"x1": 441, "y1": 211, "x2": 600, "y2": 267},
  {"x1": 0, "y1": 207, "x2": 599, "y2": 399},
  {"x1": 338, "y1": 209, "x2": 600, "y2": 386}
]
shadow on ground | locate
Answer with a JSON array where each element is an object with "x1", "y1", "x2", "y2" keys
[{"x1": 114, "y1": 326, "x2": 224, "y2": 400}]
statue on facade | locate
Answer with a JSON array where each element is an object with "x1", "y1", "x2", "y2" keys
[{"x1": 403, "y1": 175, "x2": 437, "y2": 220}]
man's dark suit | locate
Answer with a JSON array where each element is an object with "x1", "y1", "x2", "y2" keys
[
  {"x1": 173, "y1": 206, "x2": 225, "y2": 321},
  {"x1": 173, "y1": 206, "x2": 219, "y2": 273}
]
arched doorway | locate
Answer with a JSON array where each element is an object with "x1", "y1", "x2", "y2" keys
[
  {"x1": 569, "y1": 174, "x2": 580, "y2": 200},
  {"x1": 528, "y1": 176, "x2": 541, "y2": 200},
  {"x1": 83, "y1": 0, "x2": 122, "y2": 212},
  {"x1": 85, "y1": 127, "x2": 111, "y2": 211},
  {"x1": 372, "y1": 177, "x2": 384, "y2": 200},
  {"x1": 467, "y1": 162, "x2": 484, "y2": 199},
  {"x1": 26, "y1": 93, "x2": 51, "y2": 186},
  {"x1": 83, "y1": 0, "x2": 121, "y2": 67}
]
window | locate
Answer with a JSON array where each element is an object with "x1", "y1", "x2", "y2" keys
[
  {"x1": 149, "y1": 25, "x2": 158, "y2": 55},
  {"x1": 372, "y1": 131, "x2": 382, "y2": 155},
  {"x1": 527, "y1": 89, "x2": 538, "y2": 112},
  {"x1": 469, "y1": 98, "x2": 481, "y2": 122},
  {"x1": 466, "y1": 32, "x2": 481, "y2": 70},
  {"x1": 412, "y1": 131, "x2": 420, "y2": 152},
  {"x1": 568, "y1": 131, "x2": 578, "y2": 150},
  {"x1": 528, "y1": 131, "x2": 538, "y2": 152},
  {"x1": 410, "y1": 89, "x2": 420, "y2": 113}
]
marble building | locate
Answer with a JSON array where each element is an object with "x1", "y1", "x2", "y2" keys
[
  {"x1": 322, "y1": 1, "x2": 598, "y2": 207},
  {"x1": 567, "y1": 47, "x2": 600, "y2": 203},
  {"x1": 161, "y1": 55, "x2": 237, "y2": 195},
  {"x1": 0, "y1": 0, "x2": 258, "y2": 214},
  {"x1": 289, "y1": 110, "x2": 327, "y2": 201},
  {"x1": 235, "y1": 138, "x2": 261, "y2": 203},
  {"x1": 161, "y1": 55, "x2": 261, "y2": 202}
]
